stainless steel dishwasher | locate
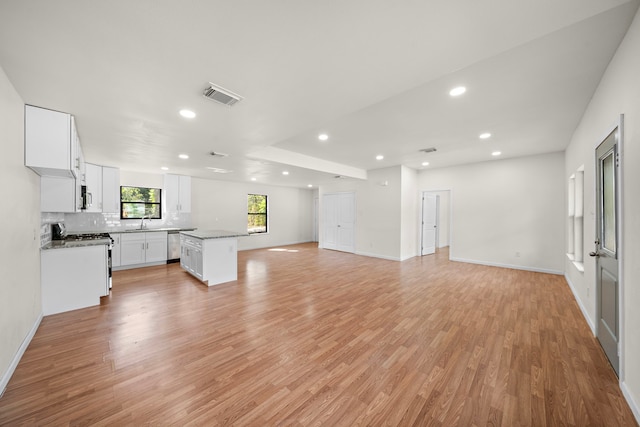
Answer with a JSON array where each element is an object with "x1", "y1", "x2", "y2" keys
[{"x1": 167, "y1": 230, "x2": 181, "y2": 263}]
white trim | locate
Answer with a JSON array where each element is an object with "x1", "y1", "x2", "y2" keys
[
  {"x1": 355, "y1": 250, "x2": 402, "y2": 262},
  {"x1": 450, "y1": 257, "x2": 563, "y2": 275},
  {"x1": 239, "y1": 240, "x2": 315, "y2": 251},
  {"x1": 564, "y1": 273, "x2": 596, "y2": 334},
  {"x1": 617, "y1": 114, "x2": 626, "y2": 381},
  {"x1": 0, "y1": 312, "x2": 43, "y2": 397},
  {"x1": 621, "y1": 380, "x2": 640, "y2": 425}
]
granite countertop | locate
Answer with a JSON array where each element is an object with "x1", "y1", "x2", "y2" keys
[
  {"x1": 42, "y1": 238, "x2": 112, "y2": 250},
  {"x1": 180, "y1": 230, "x2": 248, "y2": 240}
]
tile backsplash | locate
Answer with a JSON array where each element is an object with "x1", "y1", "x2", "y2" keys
[{"x1": 40, "y1": 212, "x2": 192, "y2": 246}]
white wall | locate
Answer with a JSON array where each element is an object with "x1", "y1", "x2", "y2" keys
[
  {"x1": 0, "y1": 66, "x2": 42, "y2": 393},
  {"x1": 320, "y1": 166, "x2": 403, "y2": 260},
  {"x1": 191, "y1": 178, "x2": 314, "y2": 251},
  {"x1": 564, "y1": 7, "x2": 640, "y2": 419},
  {"x1": 400, "y1": 166, "x2": 418, "y2": 260},
  {"x1": 418, "y1": 152, "x2": 565, "y2": 273},
  {"x1": 435, "y1": 191, "x2": 451, "y2": 247},
  {"x1": 119, "y1": 170, "x2": 163, "y2": 189}
]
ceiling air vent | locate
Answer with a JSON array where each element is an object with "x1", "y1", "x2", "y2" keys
[
  {"x1": 420, "y1": 147, "x2": 437, "y2": 153},
  {"x1": 209, "y1": 151, "x2": 229, "y2": 158},
  {"x1": 203, "y1": 83, "x2": 243, "y2": 106}
]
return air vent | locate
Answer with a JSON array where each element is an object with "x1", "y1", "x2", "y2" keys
[
  {"x1": 203, "y1": 83, "x2": 243, "y2": 106},
  {"x1": 209, "y1": 151, "x2": 229, "y2": 158},
  {"x1": 420, "y1": 147, "x2": 437, "y2": 153}
]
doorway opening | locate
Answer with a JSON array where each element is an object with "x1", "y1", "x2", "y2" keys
[{"x1": 421, "y1": 190, "x2": 451, "y2": 256}]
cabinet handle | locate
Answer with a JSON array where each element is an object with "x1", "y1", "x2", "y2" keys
[{"x1": 146, "y1": 242, "x2": 149, "y2": 250}]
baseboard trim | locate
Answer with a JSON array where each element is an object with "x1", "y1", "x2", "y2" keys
[
  {"x1": 449, "y1": 257, "x2": 564, "y2": 275},
  {"x1": 564, "y1": 273, "x2": 595, "y2": 334},
  {"x1": 621, "y1": 380, "x2": 640, "y2": 425},
  {"x1": 239, "y1": 240, "x2": 314, "y2": 252},
  {"x1": 355, "y1": 251, "x2": 401, "y2": 262},
  {"x1": 0, "y1": 311, "x2": 43, "y2": 397}
]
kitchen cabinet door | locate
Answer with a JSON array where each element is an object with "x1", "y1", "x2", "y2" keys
[
  {"x1": 164, "y1": 174, "x2": 191, "y2": 213},
  {"x1": 191, "y1": 246, "x2": 203, "y2": 279},
  {"x1": 25, "y1": 105, "x2": 73, "y2": 177},
  {"x1": 111, "y1": 233, "x2": 121, "y2": 267},
  {"x1": 178, "y1": 175, "x2": 191, "y2": 213},
  {"x1": 120, "y1": 233, "x2": 146, "y2": 266},
  {"x1": 84, "y1": 163, "x2": 103, "y2": 212},
  {"x1": 41, "y1": 176, "x2": 79, "y2": 213},
  {"x1": 145, "y1": 232, "x2": 168, "y2": 263},
  {"x1": 102, "y1": 166, "x2": 120, "y2": 214}
]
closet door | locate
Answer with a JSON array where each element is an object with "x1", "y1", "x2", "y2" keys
[
  {"x1": 322, "y1": 194, "x2": 338, "y2": 250},
  {"x1": 322, "y1": 192, "x2": 355, "y2": 253},
  {"x1": 336, "y1": 192, "x2": 355, "y2": 253}
]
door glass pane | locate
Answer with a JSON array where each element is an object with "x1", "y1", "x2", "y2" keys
[{"x1": 602, "y1": 152, "x2": 616, "y2": 253}]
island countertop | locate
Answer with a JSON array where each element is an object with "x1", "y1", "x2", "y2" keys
[{"x1": 180, "y1": 230, "x2": 248, "y2": 240}]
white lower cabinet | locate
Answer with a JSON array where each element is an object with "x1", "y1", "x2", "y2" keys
[
  {"x1": 41, "y1": 245, "x2": 109, "y2": 315},
  {"x1": 180, "y1": 236, "x2": 203, "y2": 280},
  {"x1": 120, "y1": 231, "x2": 168, "y2": 267},
  {"x1": 111, "y1": 233, "x2": 121, "y2": 267},
  {"x1": 180, "y1": 234, "x2": 238, "y2": 286}
]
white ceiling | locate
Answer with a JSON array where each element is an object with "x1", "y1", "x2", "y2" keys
[{"x1": 0, "y1": 0, "x2": 638, "y2": 188}]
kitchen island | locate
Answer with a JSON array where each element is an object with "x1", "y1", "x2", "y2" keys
[{"x1": 179, "y1": 230, "x2": 247, "y2": 286}]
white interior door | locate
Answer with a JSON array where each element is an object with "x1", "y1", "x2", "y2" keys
[
  {"x1": 322, "y1": 194, "x2": 338, "y2": 250},
  {"x1": 591, "y1": 125, "x2": 620, "y2": 376},
  {"x1": 322, "y1": 192, "x2": 355, "y2": 253},
  {"x1": 421, "y1": 193, "x2": 438, "y2": 255},
  {"x1": 336, "y1": 193, "x2": 355, "y2": 253}
]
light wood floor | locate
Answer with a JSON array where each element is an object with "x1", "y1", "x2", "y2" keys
[{"x1": 1, "y1": 244, "x2": 637, "y2": 426}]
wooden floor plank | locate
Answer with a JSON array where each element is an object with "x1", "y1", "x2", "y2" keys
[{"x1": 0, "y1": 244, "x2": 637, "y2": 426}]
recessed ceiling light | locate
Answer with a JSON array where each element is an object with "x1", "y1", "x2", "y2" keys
[
  {"x1": 179, "y1": 154, "x2": 189, "y2": 159},
  {"x1": 449, "y1": 86, "x2": 466, "y2": 97},
  {"x1": 179, "y1": 109, "x2": 196, "y2": 119},
  {"x1": 251, "y1": 177, "x2": 257, "y2": 181},
  {"x1": 376, "y1": 155, "x2": 384, "y2": 160},
  {"x1": 492, "y1": 151, "x2": 501, "y2": 156},
  {"x1": 282, "y1": 171, "x2": 289, "y2": 175},
  {"x1": 307, "y1": 184, "x2": 313, "y2": 188},
  {"x1": 422, "y1": 162, "x2": 429, "y2": 166},
  {"x1": 160, "y1": 166, "x2": 169, "y2": 171},
  {"x1": 479, "y1": 132, "x2": 491, "y2": 139},
  {"x1": 318, "y1": 133, "x2": 329, "y2": 141}
]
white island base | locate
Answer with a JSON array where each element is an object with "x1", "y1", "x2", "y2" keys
[{"x1": 180, "y1": 230, "x2": 246, "y2": 286}]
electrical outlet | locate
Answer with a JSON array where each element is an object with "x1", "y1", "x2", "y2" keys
[
  {"x1": 515, "y1": 251, "x2": 521, "y2": 258},
  {"x1": 587, "y1": 287, "x2": 590, "y2": 297}
]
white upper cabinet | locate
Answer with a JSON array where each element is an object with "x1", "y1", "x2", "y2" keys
[
  {"x1": 25, "y1": 105, "x2": 80, "y2": 178},
  {"x1": 102, "y1": 166, "x2": 120, "y2": 214},
  {"x1": 41, "y1": 176, "x2": 80, "y2": 213},
  {"x1": 84, "y1": 163, "x2": 103, "y2": 212},
  {"x1": 164, "y1": 174, "x2": 191, "y2": 214}
]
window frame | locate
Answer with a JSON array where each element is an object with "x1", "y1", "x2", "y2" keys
[
  {"x1": 247, "y1": 194, "x2": 268, "y2": 235},
  {"x1": 120, "y1": 186, "x2": 162, "y2": 220}
]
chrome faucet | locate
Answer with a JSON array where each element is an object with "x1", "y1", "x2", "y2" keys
[{"x1": 140, "y1": 215, "x2": 149, "y2": 229}]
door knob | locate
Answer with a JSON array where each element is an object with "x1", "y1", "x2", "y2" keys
[{"x1": 589, "y1": 251, "x2": 600, "y2": 257}]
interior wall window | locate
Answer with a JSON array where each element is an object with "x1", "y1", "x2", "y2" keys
[
  {"x1": 248, "y1": 194, "x2": 268, "y2": 234},
  {"x1": 567, "y1": 166, "x2": 584, "y2": 272},
  {"x1": 120, "y1": 186, "x2": 162, "y2": 219}
]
